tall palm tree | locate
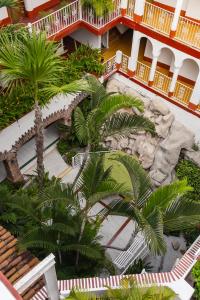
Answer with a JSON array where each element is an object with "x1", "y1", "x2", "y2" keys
[
  {"x1": 73, "y1": 76, "x2": 155, "y2": 184},
  {"x1": 109, "y1": 154, "x2": 200, "y2": 255},
  {"x1": 0, "y1": 31, "x2": 90, "y2": 189},
  {"x1": 9, "y1": 155, "x2": 126, "y2": 275}
]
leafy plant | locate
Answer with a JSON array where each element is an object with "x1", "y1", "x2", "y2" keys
[
  {"x1": 192, "y1": 261, "x2": 200, "y2": 299},
  {"x1": 66, "y1": 150, "x2": 77, "y2": 165},
  {"x1": 57, "y1": 139, "x2": 71, "y2": 156},
  {"x1": 81, "y1": 0, "x2": 114, "y2": 17},
  {"x1": 125, "y1": 259, "x2": 152, "y2": 275},
  {"x1": 176, "y1": 159, "x2": 200, "y2": 201}
]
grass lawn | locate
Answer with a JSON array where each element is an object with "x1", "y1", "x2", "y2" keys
[{"x1": 104, "y1": 151, "x2": 132, "y2": 190}]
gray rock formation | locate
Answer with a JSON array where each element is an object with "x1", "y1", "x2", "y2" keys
[{"x1": 105, "y1": 77, "x2": 196, "y2": 187}]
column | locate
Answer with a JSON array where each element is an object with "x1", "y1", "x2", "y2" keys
[
  {"x1": 168, "y1": 64, "x2": 182, "y2": 97},
  {"x1": 148, "y1": 55, "x2": 159, "y2": 87},
  {"x1": 170, "y1": 0, "x2": 184, "y2": 38},
  {"x1": 133, "y1": 0, "x2": 146, "y2": 23},
  {"x1": 44, "y1": 265, "x2": 59, "y2": 300},
  {"x1": 120, "y1": 0, "x2": 128, "y2": 17},
  {"x1": 116, "y1": 50, "x2": 123, "y2": 70},
  {"x1": 128, "y1": 31, "x2": 140, "y2": 76},
  {"x1": 4, "y1": 153, "x2": 24, "y2": 183},
  {"x1": 188, "y1": 73, "x2": 200, "y2": 110}
]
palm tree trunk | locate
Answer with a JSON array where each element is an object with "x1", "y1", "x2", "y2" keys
[
  {"x1": 34, "y1": 101, "x2": 45, "y2": 190},
  {"x1": 75, "y1": 217, "x2": 86, "y2": 266},
  {"x1": 73, "y1": 144, "x2": 91, "y2": 187}
]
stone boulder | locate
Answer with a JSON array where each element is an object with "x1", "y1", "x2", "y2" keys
[
  {"x1": 155, "y1": 113, "x2": 175, "y2": 139},
  {"x1": 150, "y1": 121, "x2": 195, "y2": 186},
  {"x1": 184, "y1": 149, "x2": 200, "y2": 167},
  {"x1": 150, "y1": 98, "x2": 170, "y2": 116}
]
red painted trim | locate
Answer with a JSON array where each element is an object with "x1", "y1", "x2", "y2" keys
[
  {"x1": 168, "y1": 91, "x2": 174, "y2": 97},
  {"x1": 116, "y1": 63, "x2": 121, "y2": 70},
  {"x1": 170, "y1": 30, "x2": 176, "y2": 39},
  {"x1": 121, "y1": 8, "x2": 126, "y2": 17},
  {"x1": 144, "y1": 56, "x2": 170, "y2": 71},
  {"x1": 0, "y1": 16, "x2": 11, "y2": 26},
  {"x1": 127, "y1": 69, "x2": 135, "y2": 77},
  {"x1": 26, "y1": 0, "x2": 60, "y2": 19},
  {"x1": 153, "y1": 1, "x2": 200, "y2": 23},
  {"x1": 117, "y1": 70, "x2": 200, "y2": 118},
  {"x1": 188, "y1": 102, "x2": 198, "y2": 111},
  {"x1": 148, "y1": 80, "x2": 153, "y2": 87},
  {"x1": 0, "y1": 272, "x2": 23, "y2": 300},
  {"x1": 134, "y1": 13, "x2": 142, "y2": 23}
]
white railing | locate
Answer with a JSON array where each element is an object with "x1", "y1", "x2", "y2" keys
[
  {"x1": 72, "y1": 150, "x2": 117, "y2": 168},
  {"x1": 114, "y1": 233, "x2": 149, "y2": 274},
  {"x1": 30, "y1": 0, "x2": 79, "y2": 38},
  {"x1": 143, "y1": 2, "x2": 174, "y2": 35},
  {"x1": 176, "y1": 16, "x2": 200, "y2": 49},
  {"x1": 82, "y1": 0, "x2": 121, "y2": 28},
  {"x1": 127, "y1": 0, "x2": 135, "y2": 19}
]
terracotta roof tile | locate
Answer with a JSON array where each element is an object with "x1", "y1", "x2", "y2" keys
[{"x1": 0, "y1": 226, "x2": 45, "y2": 300}]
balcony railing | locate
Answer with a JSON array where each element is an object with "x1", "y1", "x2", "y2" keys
[
  {"x1": 142, "y1": 2, "x2": 173, "y2": 35},
  {"x1": 31, "y1": 0, "x2": 79, "y2": 37},
  {"x1": 174, "y1": 81, "x2": 193, "y2": 105},
  {"x1": 153, "y1": 71, "x2": 171, "y2": 95},
  {"x1": 102, "y1": 54, "x2": 195, "y2": 111},
  {"x1": 82, "y1": 0, "x2": 121, "y2": 28},
  {"x1": 135, "y1": 61, "x2": 151, "y2": 83},
  {"x1": 127, "y1": 0, "x2": 135, "y2": 19},
  {"x1": 176, "y1": 16, "x2": 200, "y2": 49}
]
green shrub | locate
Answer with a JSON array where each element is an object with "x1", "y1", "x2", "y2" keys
[
  {"x1": 57, "y1": 139, "x2": 71, "y2": 156},
  {"x1": 192, "y1": 261, "x2": 200, "y2": 299},
  {"x1": 176, "y1": 160, "x2": 200, "y2": 201},
  {"x1": 66, "y1": 150, "x2": 77, "y2": 165}
]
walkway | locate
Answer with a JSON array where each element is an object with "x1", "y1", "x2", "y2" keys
[{"x1": 31, "y1": 235, "x2": 200, "y2": 300}]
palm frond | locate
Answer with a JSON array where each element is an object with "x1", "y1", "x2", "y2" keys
[
  {"x1": 112, "y1": 153, "x2": 152, "y2": 206},
  {"x1": 143, "y1": 179, "x2": 192, "y2": 217},
  {"x1": 0, "y1": 0, "x2": 18, "y2": 8},
  {"x1": 74, "y1": 107, "x2": 89, "y2": 145},
  {"x1": 101, "y1": 113, "x2": 155, "y2": 138}
]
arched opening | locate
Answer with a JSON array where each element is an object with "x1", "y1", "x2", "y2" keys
[
  {"x1": 173, "y1": 58, "x2": 199, "y2": 105},
  {"x1": 135, "y1": 37, "x2": 153, "y2": 83},
  {"x1": 179, "y1": 58, "x2": 199, "y2": 87},
  {"x1": 153, "y1": 47, "x2": 175, "y2": 94}
]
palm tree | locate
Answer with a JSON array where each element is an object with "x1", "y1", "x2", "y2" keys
[
  {"x1": 0, "y1": 0, "x2": 18, "y2": 8},
  {"x1": 0, "y1": 31, "x2": 90, "y2": 189},
  {"x1": 66, "y1": 279, "x2": 176, "y2": 299},
  {"x1": 73, "y1": 76, "x2": 155, "y2": 184},
  {"x1": 109, "y1": 154, "x2": 200, "y2": 255},
  {"x1": 8, "y1": 155, "x2": 126, "y2": 276},
  {"x1": 81, "y1": 0, "x2": 114, "y2": 17}
]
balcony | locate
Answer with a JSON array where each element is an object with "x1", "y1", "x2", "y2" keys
[{"x1": 103, "y1": 53, "x2": 196, "y2": 113}]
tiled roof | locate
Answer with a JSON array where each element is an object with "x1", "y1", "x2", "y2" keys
[{"x1": 0, "y1": 226, "x2": 45, "y2": 300}]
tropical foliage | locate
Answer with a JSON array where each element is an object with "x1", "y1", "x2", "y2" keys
[
  {"x1": 0, "y1": 0, "x2": 18, "y2": 8},
  {"x1": 110, "y1": 154, "x2": 200, "y2": 255},
  {"x1": 81, "y1": 0, "x2": 114, "y2": 17},
  {"x1": 72, "y1": 75, "x2": 155, "y2": 183},
  {"x1": 176, "y1": 159, "x2": 200, "y2": 202},
  {"x1": 192, "y1": 261, "x2": 200, "y2": 299},
  {"x1": 66, "y1": 279, "x2": 176, "y2": 299},
  {"x1": 0, "y1": 30, "x2": 90, "y2": 188}
]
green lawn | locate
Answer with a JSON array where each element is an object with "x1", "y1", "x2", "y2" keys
[{"x1": 104, "y1": 151, "x2": 132, "y2": 189}]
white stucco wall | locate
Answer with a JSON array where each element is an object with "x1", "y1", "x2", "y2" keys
[
  {"x1": 155, "y1": 0, "x2": 200, "y2": 19},
  {"x1": 23, "y1": 0, "x2": 50, "y2": 11},
  {"x1": 155, "y1": 0, "x2": 188, "y2": 10},
  {"x1": 0, "y1": 7, "x2": 8, "y2": 20},
  {"x1": 185, "y1": 0, "x2": 200, "y2": 20},
  {"x1": 70, "y1": 28, "x2": 101, "y2": 49},
  {"x1": 179, "y1": 59, "x2": 199, "y2": 81}
]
